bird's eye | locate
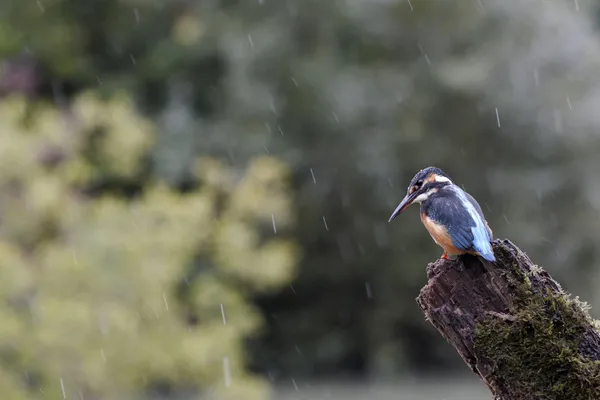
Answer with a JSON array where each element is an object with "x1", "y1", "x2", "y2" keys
[{"x1": 409, "y1": 180, "x2": 424, "y2": 194}]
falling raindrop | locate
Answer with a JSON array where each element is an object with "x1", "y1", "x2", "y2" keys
[
  {"x1": 100, "y1": 349, "x2": 106, "y2": 362},
  {"x1": 495, "y1": 108, "x2": 501, "y2": 127},
  {"x1": 60, "y1": 378, "x2": 66, "y2": 399},
  {"x1": 310, "y1": 168, "x2": 317, "y2": 183},
  {"x1": 407, "y1": 0, "x2": 414, "y2": 11},
  {"x1": 291, "y1": 77, "x2": 299, "y2": 87},
  {"x1": 292, "y1": 378, "x2": 299, "y2": 391},
  {"x1": 247, "y1": 34, "x2": 254, "y2": 48},
  {"x1": 272, "y1": 214, "x2": 277, "y2": 233},
  {"x1": 418, "y1": 44, "x2": 431, "y2": 66},
  {"x1": 220, "y1": 304, "x2": 227, "y2": 325},
  {"x1": 163, "y1": 293, "x2": 169, "y2": 311},
  {"x1": 322, "y1": 216, "x2": 329, "y2": 231},
  {"x1": 365, "y1": 282, "x2": 374, "y2": 299},
  {"x1": 566, "y1": 96, "x2": 572, "y2": 110}
]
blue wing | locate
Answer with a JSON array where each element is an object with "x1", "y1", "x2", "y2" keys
[
  {"x1": 461, "y1": 190, "x2": 495, "y2": 261},
  {"x1": 426, "y1": 187, "x2": 495, "y2": 262},
  {"x1": 463, "y1": 191, "x2": 494, "y2": 238}
]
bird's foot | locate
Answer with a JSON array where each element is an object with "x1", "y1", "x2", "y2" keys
[{"x1": 441, "y1": 252, "x2": 458, "y2": 261}]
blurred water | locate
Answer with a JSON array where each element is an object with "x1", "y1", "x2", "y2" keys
[{"x1": 273, "y1": 379, "x2": 489, "y2": 400}]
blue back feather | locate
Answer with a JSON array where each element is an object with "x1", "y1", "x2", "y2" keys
[{"x1": 453, "y1": 187, "x2": 495, "y2": 261}]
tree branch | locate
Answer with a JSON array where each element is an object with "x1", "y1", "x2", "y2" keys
[{"x1": 416, "y1": 239, "x2": 600, "y2": 400}]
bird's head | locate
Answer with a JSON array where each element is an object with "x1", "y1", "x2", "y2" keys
[{"x1": 388, "y1": 166, "x2": 453, "y2": 222}]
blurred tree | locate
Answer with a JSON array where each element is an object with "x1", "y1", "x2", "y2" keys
[
  {"x1": 0, "y1": 93, "x2": 298, "y2": 399},
  {"x1": 3, "y1": 0, "x2": 600, "y2": 384}
]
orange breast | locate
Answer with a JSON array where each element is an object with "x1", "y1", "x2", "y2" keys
[{"x1": 420, "y1": 212, "x2": 464, "y2": 256}]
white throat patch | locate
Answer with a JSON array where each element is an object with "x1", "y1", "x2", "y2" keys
[
  {"x1": 414, "y1": 187, "x2": 438, "y2": 203},
  {"x1": 434, "y1": 175, "x2": 452, "y2": 184}
]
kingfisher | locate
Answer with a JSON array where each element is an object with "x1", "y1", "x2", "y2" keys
[{"x1": 388, "y1": 167, "x2": 496, "y2": 262}]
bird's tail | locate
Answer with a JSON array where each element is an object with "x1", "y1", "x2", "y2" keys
[
  {"x1": 472, "y1": 228, "x2": 495, "y2": 262},
  {"x1": 480, "y1": 250, "x2": 496, "y2": 262}
]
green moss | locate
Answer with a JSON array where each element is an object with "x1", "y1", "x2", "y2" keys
[{"x1": 474, "y1": 245, "x2": 600, "y2": 400}]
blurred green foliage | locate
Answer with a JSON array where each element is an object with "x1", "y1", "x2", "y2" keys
[
  {"x1": 0, "y1": 93, "x2": 298, "y2": 398},
  {"x1": 2, "y1": 0, "x2": 600, "y2": 389}
]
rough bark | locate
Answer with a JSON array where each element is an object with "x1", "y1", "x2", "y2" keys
[{"x1": 416, "y1": 239, "x2": 600, "y2": 400}]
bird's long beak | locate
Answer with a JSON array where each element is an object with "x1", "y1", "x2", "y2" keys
[{"x1": 388, "y1": 191, "x2": 419, "y2": 222}]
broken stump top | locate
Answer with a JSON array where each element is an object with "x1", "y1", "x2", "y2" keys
[{"x1": 416, "y1": 239, "x2": 600, "y2": 400}]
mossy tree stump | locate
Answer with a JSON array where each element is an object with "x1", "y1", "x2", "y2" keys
[{"x1": 417, "y1": 239, "x2": 600, "y2": 400}]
